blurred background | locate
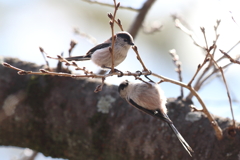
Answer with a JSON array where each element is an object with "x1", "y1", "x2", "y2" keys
[{"x1": 0, "y1": 0, "x2": 240, "y2": 159}]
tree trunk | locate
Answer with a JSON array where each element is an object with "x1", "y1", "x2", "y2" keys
[{"x1": 0, "y1": 58, "x2": 239, "y2": 160}]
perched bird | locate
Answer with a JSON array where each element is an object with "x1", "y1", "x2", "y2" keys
[
  {"x1": 65, "y1": 31, "x2": 134, "y2": 70},
  {"x1": 118, "y1": 80, "x2": 194, "y2": 156}
]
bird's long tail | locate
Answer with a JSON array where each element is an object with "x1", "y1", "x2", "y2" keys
[
  {"x1": 168, "y1": 123, "x2": 194, "y2": 157},
  {"x1": 65, "y1": 55, "x2": 91, "y2": 61}
]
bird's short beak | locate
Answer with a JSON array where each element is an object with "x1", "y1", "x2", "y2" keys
[{"x1": 129, "y1": 42, "x2": 134, "y2": 45}]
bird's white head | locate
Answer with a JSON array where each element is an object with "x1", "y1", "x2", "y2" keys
[
  {"x1": 118, "y1": 80, "x2": 130, "y2": 98},
  {"x1": 114, "y1": 31, "x2": 134, "y2": 47}
]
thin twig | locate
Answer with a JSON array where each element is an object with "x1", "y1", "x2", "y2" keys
[
  {"x1": 192, "y1": 57, "x2": 239, "y2": 94},
  {"x1": 206, "y1": 49, "x2": 236, "y2": 129},
  {"x1": 142, "y1": 21, "x2": 163, "y2": 34},
  {"x1": 82, "y1": 0, "x2": 140, "y2": 11},
  {"x1": 219, "y1": 67, "x2": 235, "y2": 127},
  {"x1": 185, "y1": 22, "x2": 235, "y2": 128},
  {"x1": 216, "y1": 41, "x2": 240, "y2": 63},
  {"x1": 39, "y1": 47, "x2": 50, "y2": 70},
  {"x1": 41, "y1": 50, "x2": 95, "y2": 75},
  {"x1": 94, "y1": 77, "x2": 105, "y2": 93},
  {"x1": 109, "y1": 0, "x2": 120, "y2": 72},
  {"x1": 170, "y1": 20, "x2": 228, "y2": 137},
  {"x1": 200, "y1": 27, "x2": 208, "y2": 49},
  {"x1": 229, "y1": 11, "x2": 240, "y2": 29},
  {"x1": 186, "y1": 20, "x2": 220, "y2": 99},
  {"x1": 74, "y1": 28, "x2": 98, "y2": 45},
  {"x1": 169, "y1": 49, "x2": 184, "y2": 98},
  {"x1": 219, "y1": 49, "x2": 240, "y2": 65},
  {"x1": 189, "y1": 104, "x2": 204, "y2": 112},
  {"x1": 68, "y1": 40, "x2": 77, "y2": 57},
  {"x1": 211, "y1": 19, "x2": 221, "y2": 58},
  {"x1": 115, "y1": 19, "x2": 124, "y2": 31},
  {"x1": 151, "y1": 72, "x2": 223, "y2": 140},
  {"x1": 2, "y1": 62, "x2": 150, "y2": 78},
  {"x1": 200, "y1": 22, "x2": 219, "y2": 87},
  {"x1": 187, "y1": 58, "x2": 209, "y2": 87},
  {"x1": 132, "y1": 46, "x2": 149, "y2": 72},
  {"x1": 174, "y1": 17, "x2": 204, "y2": 49},
  {"x1": 226, "y1": 40, "x2": 240, "y2": 54},
  {"x1": 108, "y1": 14, "x2": 124, "y2": 32},
  {"x1": 56, "y1": 52, "x2": 64, "y2": 72}
]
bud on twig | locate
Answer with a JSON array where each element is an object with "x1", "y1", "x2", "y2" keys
[
  {"x1": 2, "y1": 62, "x2": 11, "y2": 67},
  {"x1": 200, "y1": 27, "x2": 205, "y2": 33},
  {"x1": 132, "y1": 46, "x2": 138, "y2": 52},
  {"x1": 117, "y1": 19, "x2": 121, "y2": 25},
  {"x1": 39, "y1": 47, "x2": 44, "y2": 52},
  {"x1": 39, "y1": 69, "x2": 49, "y2": 73},
  {"x1": 108, "y1": 13, "x2": 113, "y2": 19},
  {"x1": 70, "y1": 40, "x2": 77, "y2": 48},
  {"x1": 197, "y1": 64, "x2": 201, "y2": 69},
  {"x1": 18, "y1": 71, "x2": 31, "y2": 75},
  {"x1": 109, "y1": 20, "x2": 113, "y2": 27},
  {"x1": 57, "y1": 55, "x2": 63, "y2": 59},
  {"x1": 72, "y1": 61, "x2": 77, "y2": 66},
  {"x1": 116, "y1": 2, "x2": 120, "y2": 9}
]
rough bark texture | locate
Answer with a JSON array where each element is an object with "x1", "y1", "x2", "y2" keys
[{"x1": 0, "y1": 57, "x2": 239, "y2": 160}]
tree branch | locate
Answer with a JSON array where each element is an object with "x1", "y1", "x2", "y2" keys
[
  {"x1": 128, "y1": 0, "x2": 156, "y2": 39},
  {"x1": 0, "y1": 58, "x2": 239, "y2": 160}
]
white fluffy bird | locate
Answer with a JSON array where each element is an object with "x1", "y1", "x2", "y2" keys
[
  {"x1": 118, "y1": 80, "x2": 194, "y2": 156},
  {"x1": 65, "y1": 31, "x2": 134, "y2": 70}
]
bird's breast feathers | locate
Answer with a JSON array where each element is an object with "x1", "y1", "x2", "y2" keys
[{"x1": 91, "y1": 45, "x2": 129, "y2": 67}]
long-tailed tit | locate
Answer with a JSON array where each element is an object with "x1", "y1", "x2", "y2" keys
[
  {"x1": 118, "y1": 80, "x2": 194, "y2": 156},
  {"x1": 65, "y1": 31, "x2": 134, "y2": 70}
]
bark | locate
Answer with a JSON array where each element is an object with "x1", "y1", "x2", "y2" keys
[{"x1": 0, "y1": 57, "x2": 239, "y2": 160}]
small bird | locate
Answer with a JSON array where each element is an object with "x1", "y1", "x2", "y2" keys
[
  {"x1": 118, "y1": 80, "x2": 194, "y2": 156},
  {"x1": 65, "y1": 31, "x2": 134, "y2": 70}
]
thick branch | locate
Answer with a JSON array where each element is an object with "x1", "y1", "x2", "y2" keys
[
  {"x1": 0, "y1": 58, "x2": 239, "y2": 160},
  {"x1": 128, "y1": 0, "x2": 156, "y2": 38}
]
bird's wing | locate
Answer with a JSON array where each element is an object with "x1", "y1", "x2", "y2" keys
[
  {"x1": 86, "y1": 43, "x2": 111, "y2": 56},
  {"x1": 65, "y1": 43, "x2": 111, "y2": 61},
  {"x1": 128, "y1": 98, "x2": 172, "y2": 124},
  {"x1": 65, "y1": 55, "x2": 90, "y2": 61}
]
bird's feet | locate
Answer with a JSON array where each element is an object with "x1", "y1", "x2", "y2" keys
[
  {"x1": 107, "y1": 68, "x2": 123, "y2": 77},
  {"x1": 144, "y1": 70, "x2": 154, "y2": 82}
]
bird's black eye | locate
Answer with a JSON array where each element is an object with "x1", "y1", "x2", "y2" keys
[{"x1": 124, "y1": 39, "x2": 127, "y2": 42}]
